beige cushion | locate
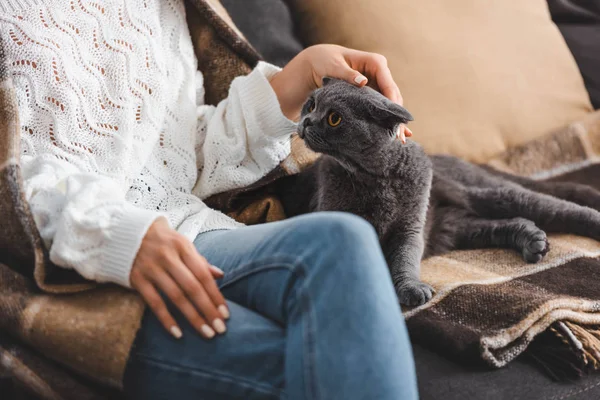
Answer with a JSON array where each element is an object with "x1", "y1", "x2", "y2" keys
[{"x1": 288, "y1": 0, "x2": 593, "y2": 162}]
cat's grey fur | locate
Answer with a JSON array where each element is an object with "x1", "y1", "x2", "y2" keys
[{"x1": 278, "y1": 78, "x2": 600, "y2": 306}]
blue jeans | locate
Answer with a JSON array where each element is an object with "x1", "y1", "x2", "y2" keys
[{"x1": 123, "y1": 212, "x2": 418, "y2": 399}]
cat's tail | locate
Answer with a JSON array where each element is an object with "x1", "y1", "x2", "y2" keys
[{"x1": 482, "y1": 166, "x2": 600, "y2": 211}]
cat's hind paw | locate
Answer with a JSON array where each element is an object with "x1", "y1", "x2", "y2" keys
[
  {"x1": 522, "y1": 231, "x2": 550, "y2": 263},
  {"x1": 397, "y1": 281, "x2": 435, "y2": 306}
]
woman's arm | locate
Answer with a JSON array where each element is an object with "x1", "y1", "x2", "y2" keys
[
  {"x1": 194, "y1": 44, "x2": 410, "y2": 199},
  {"x1": 24, "y1": 155, "x2": 229, "y2": 340},
  {"x1": 193, "y1": 62, "x2": 297, "y2": 199},
  {"x1": 21, "y1": 155, "x2": 161, "y2": 287}
]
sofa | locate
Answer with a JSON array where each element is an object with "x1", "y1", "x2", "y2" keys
[
  {"x1": 2, "y1": 0, "x2": 600, "y2": 399},
  {"x1": 220, "y1": 0, "x2": 600, "y2": 399}
]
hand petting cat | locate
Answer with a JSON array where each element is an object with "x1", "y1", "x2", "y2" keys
[{"x1": 270, "y1": 44, "x2": 413, "y2": 140}]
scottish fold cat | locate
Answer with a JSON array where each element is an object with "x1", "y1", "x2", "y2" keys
[{"x1": 279, "y1": 78, "x2": 600, "y2": 306}]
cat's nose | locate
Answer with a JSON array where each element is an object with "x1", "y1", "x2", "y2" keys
[{"x1": 299, "y1": 119, "x2": 312, "y2": 139}]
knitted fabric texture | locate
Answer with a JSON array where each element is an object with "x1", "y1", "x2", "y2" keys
[
  {"x1": 0, "y1": 0, "x2": 296, "y2": 287},
  {"x1": 0, "y1": 0, "x2": 271, "y2": 396}
]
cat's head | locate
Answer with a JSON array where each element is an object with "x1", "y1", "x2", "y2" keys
[{"x1": 298, "y1": 77, "x2": 413, "y2": 162}]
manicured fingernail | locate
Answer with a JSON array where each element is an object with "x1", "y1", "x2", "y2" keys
[
  {"x1": 354, "y1": 75, "x2": 367, "y2": 85},
  {"x1": 213, "y1": 318, "x2": 226, "y2": 334},
  {"x1": 405, "y1": 126, "x2": 413, "y2": 137},
  {"x1": 218, "y1": 305, "x2": 230, "y2": 319},
  {"x1": 210, "y1": 265, "x2": 224, "y2": 275},
  {"x1": 201, "y1": 324, "x2": 215, "y2": 339},
  {"x1": 170, "y1": 326, "x2": 183, "y2": 339},
  {"x1": 396, "y1": 126, "x2": 406, "y2": 143}
]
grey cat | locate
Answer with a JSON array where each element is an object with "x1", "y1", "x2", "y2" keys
[{"x1": 278, "y1": 77, "x2": 600, "y2": 306}]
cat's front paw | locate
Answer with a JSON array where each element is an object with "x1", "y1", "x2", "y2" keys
[
  {"x1": 521, "y1": 229, "x2": 550, "y2": 263},
  {"x1": 396, "y1": 280, "x2": 435, "y2": 306}
]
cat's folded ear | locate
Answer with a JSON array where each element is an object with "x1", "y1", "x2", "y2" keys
[{"x1": 368, "y1": 96, "x2": 414, "y2": 128}]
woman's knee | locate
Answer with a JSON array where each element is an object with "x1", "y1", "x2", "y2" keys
[
  {"x1": 290, "y1": 212, "x2": 379, "y2": 248},
  {"x1": 285, "y1": 213, "x2": 396, "y2": 303},
  {"x1": 286, "y1": 212, "x2": 387, "y2": 276}
]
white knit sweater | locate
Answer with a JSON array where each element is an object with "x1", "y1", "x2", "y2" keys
[{"x1": 0, "y1": 0, "x2": 296, "y2": 287}]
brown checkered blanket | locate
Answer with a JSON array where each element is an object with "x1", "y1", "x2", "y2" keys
[
  {"x1": 2, "y1": 0, "x2": 600, "y2": 398},
  {"x1": 409, "y1": 111, "x2": 600, "y2": 377}
]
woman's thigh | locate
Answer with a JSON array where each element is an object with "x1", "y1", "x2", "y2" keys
[
  {"x1": 124, "y1": 301, "x2": 285, "y2": 400},
  {"x1": 125, "y1": 212, "x2": 415, "y2": 400},
  {"x1": 194, "y1": 212, "x2": 388, "y2": 324},
  {"x1": 193, "y1": 212, "x2": 416, "y2": 400}
]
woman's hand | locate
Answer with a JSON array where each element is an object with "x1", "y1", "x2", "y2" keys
[
  {"x1": 270, "y1": 44, "x2": 412, "y2": 139},
  {"x1": 131, "y1": 218, "x2": 229, "y2": 339}
]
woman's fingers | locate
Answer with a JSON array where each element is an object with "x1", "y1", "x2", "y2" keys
[
  {"x1": 135, "y1": 279, "x2": 182, "y2": 339},
  {"x1": 152, "y1": 269, "x2": 217, "y2": 339},
  {"x1": 336, "y1": 64, "x2": 368, "y2": 87},
  {"x1": 181, "y1": 244, "x2": 230, "y2": 321},
  {"x1": 209, "y1": 264, "x2": 225, "y2": 278},
  {"x1": 166, "y1": 255, "x2": 227, "y2": 335},
  {"x1": 372, "y1": 62, "x2": 403, "y2": 105},
  {"x1": 132, "y1": 219, "x2": 229, "y2": 340},
  {"x1": 347, "y1": 50, "x2": 403, "y2": 105}
]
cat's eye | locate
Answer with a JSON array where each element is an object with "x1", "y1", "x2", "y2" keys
[
  {"x1": 308, "y1": 102, "x2": 315, "y2": 113},
  {"x1": 328, "y1": 112, "x2": 342, "y2": 127}
]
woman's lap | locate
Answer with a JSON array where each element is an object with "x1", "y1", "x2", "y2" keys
[{"x1": 124, "y1": 212, "x2": 417, "y2": 400}]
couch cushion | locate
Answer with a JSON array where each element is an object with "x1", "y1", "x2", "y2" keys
[
  {"x1": 221, "y1": 0, "x2": 304, "y2": 67},
  {"x1": 287, "y1": 0, "x2": 593, "y2": 162},
  {"x1": 548, "y1": 0, "x2": 600, "y2": 109}
]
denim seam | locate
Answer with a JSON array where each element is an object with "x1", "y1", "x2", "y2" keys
[
  {"x1": 132, "y1": 352, "x2": 283, "y2": 398},
  {"x1": 217, "y1": 254, "x2": 301, "y2": 288},
  {"x1": 217, "y1": 255, "x2": 321, "y2": 400},
  {"x1": 297, "y1": 265, "x2": 320, "y2": 400}
]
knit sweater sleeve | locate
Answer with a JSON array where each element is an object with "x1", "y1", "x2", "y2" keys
[
  {"x1": 21, "y1": 155, "x2": 162, "y2": 287},
  {"x1": 193, "y1": 61, "x2": 298, "y2": 199}
]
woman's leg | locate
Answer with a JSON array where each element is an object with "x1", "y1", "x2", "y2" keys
[
  {"x1": 195, "y1": 212, "x2": 417, "y2": 400},
  {"x1": 124, "y1": 301, "x2": 285, "y2": 400}
]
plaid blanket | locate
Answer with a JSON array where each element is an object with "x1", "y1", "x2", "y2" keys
[
  {"x1": 2, "y1": 0, "x2": 600, "y2": 398},
  {"x1": 408, "y1": 110, "x2": 600, "y2": 377}
]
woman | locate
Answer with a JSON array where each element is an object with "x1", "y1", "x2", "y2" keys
[{"x1": 1, "y1": 0, "x2": 418, "y2": 398}]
